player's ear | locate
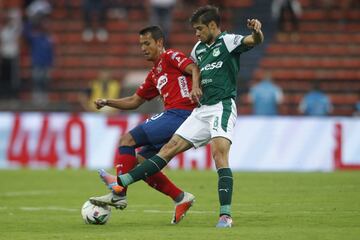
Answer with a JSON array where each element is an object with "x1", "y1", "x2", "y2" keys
[
  {"x1": 157, "y1": 38, "x2": 164, "y2": 47},
  {"x1": 208, "y1": 21, "x2": 217, "y2": 31}
]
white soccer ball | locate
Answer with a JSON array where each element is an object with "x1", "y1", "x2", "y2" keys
[{"x1": 81, "y1": 200, "x2": 111, "y2": 225}]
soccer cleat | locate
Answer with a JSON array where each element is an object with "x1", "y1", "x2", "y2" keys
[
  {"x1": 89, "y1": 192, "x2": 127, "y2": 210},
  {"x1": 98, "y1": 169, "x2": 123, "y2": 194},
  {"x1": 171, "y1": 192, "x2": 195, "y2": 224},
  {"x1": 216, "y1": 215, "x2": 233, "y2": 228}
]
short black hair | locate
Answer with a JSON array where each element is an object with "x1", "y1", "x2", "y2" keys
[
  {"x1": 189, "y1": 5, "x2": 220, "y2": 26},
  {"x1": 139, "y1": 26, "x2": 164, "y2": 41}
]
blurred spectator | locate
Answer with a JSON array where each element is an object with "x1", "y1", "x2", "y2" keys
[
  {"x1": 23, "y1": 16, "x2": 55, "y2": 104},
  {"x1": 248, "y1": 72, "x2": 283, "y2": 116},
  {"x1": 80, "y1": 70, "x2": 121, "y2": 113},
  {"x1": 26, "y1": 0, "x2": 52, "y2": 20},
  {"x1": 0, "y1": 8, "x2": 22, "y2": 98},
  {"x1": 299, "y1": 81, "x2": 333, "y2": 116},
  {"x1": 82, "y1": 0, "x2": 108, "y2": 42},
  {"x1": 272, "y1": 0, "x2": 302, "y2": 33},
  {"x1": 148, "y1": 0, "x2": 176, "y2": 44}
]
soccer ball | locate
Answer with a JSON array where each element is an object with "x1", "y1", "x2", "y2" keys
[{"x1": 81, "y1": 200, "x2": 111, "y2": 225}]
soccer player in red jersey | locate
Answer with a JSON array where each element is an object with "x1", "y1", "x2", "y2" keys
[{"x1": 89, "y1": 26, "x2": 200, "y2": 224}]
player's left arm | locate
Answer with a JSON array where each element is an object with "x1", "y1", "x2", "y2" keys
[{"x1": 243, "y1": 19, "x2": 264, "y2": 46}]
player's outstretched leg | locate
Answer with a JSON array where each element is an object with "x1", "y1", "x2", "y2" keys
[{"x1": 171, "y1": 192, "x2": 195, "y2": 224}]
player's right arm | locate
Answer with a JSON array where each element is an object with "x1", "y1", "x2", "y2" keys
[
  {"x1": 94, "y1": 93, "x2": 146, "y2": 110},
  {"x1": 95, "y1": 72, "x2": 158, "y2": 110},
  {"x1": 243, "y1": 19, "x2": 264, "y2": 46}
]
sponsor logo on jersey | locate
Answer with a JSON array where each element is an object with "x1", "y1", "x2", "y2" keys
[
  {"x1": 178, "y1": 76, "x2": 190, "y2": 97},
  {"x1": 233, "y1": 35, "x2": 242, "y2": 46},
  {"x1": 200, "y1": 61, "x2": 223, "y2": 72},
  {"x1": 212, "y1": 48, "x2": 220, "y2": 57},
  {"x1": 201, "y1": 78, "x2": 213, "y2": 85},
  {"x1": 177, "y1": 58, "x2": 186, "y2": 67},
  {"x1": 175, "y1": 56, "x2": 182, "y2": 62},
  {"x1": 157, "y1": 74, "x2": 168, "y2": 90},
  {"x1": 171, "y1": 51, "x2": 179, "y2": 60}
]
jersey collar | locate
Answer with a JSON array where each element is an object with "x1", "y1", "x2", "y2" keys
[
  {"x1": 206, "y1": 31, "x2": 227, "y2": 48},
  {"x1": 154, "y1": 49, "x2": 167, "y2": 66}
]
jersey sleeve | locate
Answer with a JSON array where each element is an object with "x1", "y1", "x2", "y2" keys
[
  {"x1": 135, "y1": 73, "x2": 159, "y2": 100},
  {"x1": 223, "y1": 33, "x2": 253, "y2": 54},
  {"x1": 190, "y1": 41, "x2": 201, "y2": 64},
  {"x1": 166, "y1": 50, "x2": 194, "y2": 72}
]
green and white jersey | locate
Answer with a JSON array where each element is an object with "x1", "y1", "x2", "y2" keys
[{"x1": 190, "y1": 32, "x2": 252, "y2": 105}]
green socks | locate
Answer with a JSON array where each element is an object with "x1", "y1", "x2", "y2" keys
[
  {"x1": 217, "y1": 168, "x2": 233, "y2": 216},
  {"x1": 118, "y1": 155, "x2": 168, "y2": 187}
]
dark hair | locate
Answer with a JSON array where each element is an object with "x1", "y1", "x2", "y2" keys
[
  {"x1": 189, "y1": 5, "x2": 220, "y2": 26},
  {"x1": 139, "y1": 26, "x2": 164, "y2": 41}
]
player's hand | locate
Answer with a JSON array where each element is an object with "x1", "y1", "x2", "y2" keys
[
  {"x1": 247, "y1": 19, "x2": 262, "y2": 33},
  {"x1": 94, "y1": 98, "x2": 107, "y2": 109},
  {"x1": 190, "y1": 87, "x2": 202, "y2": 104}
]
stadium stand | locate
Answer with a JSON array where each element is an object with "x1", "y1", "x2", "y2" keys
[
  {"x1": 6, "y1": 0, "x2": 247, "y2": 112},
  {"x1": 1, "y1": 0, "x2": 359, "y2": 115},
  {"x1": 246, "y1": 0, "x2": 360, "y2": 116}
]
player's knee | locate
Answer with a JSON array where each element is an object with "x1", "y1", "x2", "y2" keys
[{"x1": 119, "y1": 133, "x2": 136, "y2": 146}]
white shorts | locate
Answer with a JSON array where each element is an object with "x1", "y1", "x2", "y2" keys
[{"x1": 175, "y1": 98, "x2": 237, "y2": 148}]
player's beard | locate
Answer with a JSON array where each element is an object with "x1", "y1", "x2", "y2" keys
[{"x1": 203, "y1": 34, "x2": 213, "y2": 44}]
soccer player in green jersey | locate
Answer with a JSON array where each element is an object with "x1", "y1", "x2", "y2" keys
[{"x1": 115, "y1": 5, "x2": 264, "y2": 228}]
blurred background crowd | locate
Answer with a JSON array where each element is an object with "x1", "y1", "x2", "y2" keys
[{"x1": 0, "y1": 0, "x2": 359, "y2": 116}]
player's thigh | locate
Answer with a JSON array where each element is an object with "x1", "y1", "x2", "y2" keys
[
  {"x1": 175, "y1": 109, "x2": 211, "y2": 148},
  {"x1": 131, "y1": 111, "x2": 189, "y2": 147},
  {"x1": 210, "y1": 98, "x2": 237, "y2": 144}
]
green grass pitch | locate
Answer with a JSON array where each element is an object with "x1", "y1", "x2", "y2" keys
[{"x1": 0, "y1": 169, "x2": 359, "y2": 240}]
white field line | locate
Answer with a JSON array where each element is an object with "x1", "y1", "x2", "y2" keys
[
  {"x1": 0, "y1": 206, "x2": 217, "y2": 215},
  {"x1": 20, "y1": 206, "x2": 78, "y2": 212},
  {"x1": 1, "y1": 191, "x2": 55, "y2": 197}
]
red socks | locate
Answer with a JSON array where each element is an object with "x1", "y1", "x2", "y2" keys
[
  {"x1": 115, "y1": 147, "x2": 137, "y2": 194},
  {"x1": 116, "y1": 146, "x2": 182, "y2": 200},
  {"x1": 145, "y1": 171, "x2": 183, "y2": 201}
]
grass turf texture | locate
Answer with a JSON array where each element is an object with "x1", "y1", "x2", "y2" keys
[{"x1": 0, "y1": 169, "x2": 359, "y2": 240}]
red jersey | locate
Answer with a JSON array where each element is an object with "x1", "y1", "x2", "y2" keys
[{"x1": 136, "y1": 49, "x2": 197, "y2": 111}]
